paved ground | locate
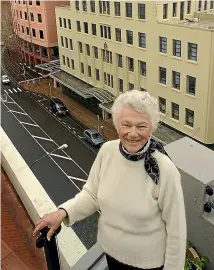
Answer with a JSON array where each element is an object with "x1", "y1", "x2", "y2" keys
[{"x1": 1, "y1": 168, "x2": 47, "y2": 270}]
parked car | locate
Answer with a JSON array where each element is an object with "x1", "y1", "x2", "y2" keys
[
  {"x1": 49, "y1": 98, "x2": 69, "y2": 116},
  {"x1": 1, "y1": 75, "x2": 10, "y2": 85},
  {"x1": 83, "y1": 128, "x2": 105, "y2": 147}
]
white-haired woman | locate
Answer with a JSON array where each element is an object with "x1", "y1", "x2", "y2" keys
[{"x1": 34, "y1": 90, "x2": 187, "y2": 270}]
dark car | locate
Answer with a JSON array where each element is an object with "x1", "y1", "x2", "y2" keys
[
  {"x1": 83, "y1": 128, "x2": 105, "y2": 147},
  {"x1": 50, "y1": 98, "x2": 69, "y2": 116}
]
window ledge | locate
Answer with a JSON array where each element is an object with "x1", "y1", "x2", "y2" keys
[
  {"x1": 171, "y1": 87, "x2": 181, "y2": 93},
  {"x1": 184, "y1": 124, "x2": 194, "y2": 131},
  {"x1": 172, "y1": 56, "x2": 182, "y2": 61},
  {"x1": 140, "y1": 74, "x2": 147, "y2": 78},
  {"x1": 126, "y1": 44, "x2": 134, "y2": 47},
  {"x1": 114, "y1": 15, "x2": 121, "y2": 18},
  {"x1": 100, "y1": 14, "x2": 111, "y2": 17},
  {"x1": 160, "y1": 112, "x2": 166, "y2": 116},
  {"x1": 186, "y1": 93, "x2": 196, "y2": 99},
  {"x1": 137, "y1": 19, "x2": 146, "y2": 22},
  {"x1": 159, "y1": 52, "x2": 167, "y2": 57},
  {"x1": 187, "y1": 60, "x2": 198, "y2": 65},
  {"x1": 125, "y1": 17, "x2": 133, "y2": 20},
  {"x1": 138, "y1": 47, "x2": 146, "y2": 51},
  {"x1": 158, "y1": 83, "x2": 167, "y2": 88},
  {"x1": 170, "y1": 118, "x2": 180, "y2": 124},
  {"x1": 115, "y1": 41, "x2": 122, "y2": 44}
]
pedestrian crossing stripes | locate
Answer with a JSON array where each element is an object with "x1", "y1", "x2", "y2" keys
[{"x1": 4, "y1": 87, "x2": 22, "y2": 95}]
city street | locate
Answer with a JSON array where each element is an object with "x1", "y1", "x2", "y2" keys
[{"x1": 1, "y1": 68, "x2": 99, "y2": 250}]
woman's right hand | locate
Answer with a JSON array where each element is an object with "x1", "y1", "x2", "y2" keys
[{"x1": 33, "y1": 209, "x2": 67, "y2": 241}]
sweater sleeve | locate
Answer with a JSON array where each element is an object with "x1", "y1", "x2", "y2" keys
[
  {"x1": 158, "y1": 157, "x2": 187, "y2": 270},
  {"x1": 58, "y1": 145, "x2": 104, "y2": 226}
]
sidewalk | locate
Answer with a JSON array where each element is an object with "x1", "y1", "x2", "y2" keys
[
  {"x1": 21, "y1": 78, "x2": 183, "y2": 144},
  {"x1": 1, "y1": 167, "x2": 47, "y2": 270}
]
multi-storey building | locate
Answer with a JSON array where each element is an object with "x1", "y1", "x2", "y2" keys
[
  {"x1": 10, "y1": 0, "x2": 69, "y2": 65},
  {"x1": 55, "y1": 1, "x2": 214, "y2": 145}
]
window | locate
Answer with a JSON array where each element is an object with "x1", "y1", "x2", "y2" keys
[
  {"x1": 62, "y1": 55, "x2": 65, "y2": 65},
  {"x1": 18, "y1": 24, "x2": 20, "y2": 31},
  {"x1": 129, "y1": 83, "x2": 134, "y2": 90},
  {"x1": 198, "y1": 0, "x2": 202, "y2": 11},
  {"x1": 173, "y1": 39, "x2": 181, "y2": 57},
  {"x1": 26, "y1": 26, "x2": 29, "y2": 35},
  {"x1": 211, "y1": 1, "x2": 214, "y2": 9},
  {"x1": 23, "y1": 0, "x2": 25, "y2": 4},
  {"x1": 36, "y1": 0, "x2": 40, "y2": 6},
  {"x1": 126, "y1": 3, "x2": 132, "y2": 18},
  {"x1": 24, "y1": 11, "x2": 28, "y2": 20},
  {"x1": 117, "y1": 78, "x2": 123, "y2": 92},
  {"x1": 71, "y1": 59, "x2": 75, "y2": 70},
  {"x1": 30, "y1": 12, "x2": 34, "y2": 21},
  {"x1": 185, "y1": 108, "x2": 194, "y2": 127},
  {"x1": 117, "y1": 54, "x2": 123, "y2": 67},
  {"x1": 204, "y1": 0, "x2": 207, "y2": 10},
  {"x1": 81, "y1": 62, "x2": 84, "y2": 74},
  {"x1": 138, "y1": 32, "x2": 146, "y2": 48},
  {"x1": 94, "y1": 46, "x2": 98, "y2": 58},
  {"x1": 140, "y1": 87, "x2": 146, "y2": 92},
  {"x1": 126, "y1": 30, "x2": 133, "y2": 45},
  {"x1": 90, "y1": 0, "x2": 95, "y2": 12},
  {"x1": 39, "y1": 30, "x2": 44, "y2": 39},
  {"x1": 159, "y1": 37, "x2": 167, "y2": 53},
  {"x1": 20, "y1": 11, "x2": 22, "y2": 19},
  {"x1": 86, "y1": 44, "x2": 90, "y2": 56},
  {"x1": 115, "y1": 28, "x2": 121, "y2": 42},
  {"x1": 173, "y1": 2, "x2": 177, "y2": 16},
  {"x1": 82, "y1": 0, "x2": 87, "y2": 12},
  {"x1": 29, "y1": 0, "x2": 32, "y2": 5},
  {"x1": 99, "y1": 1, "x2": 110, "y2": 15},
  {"x1": 163, "y1": 3, "x2": 168, "y2": 19},
  {"x1": 138, "y1": 3, "x2": 145, "y2": 19},
  {"x1": 78, "y1": 42, "x2": 83, "y2": 53},
  {"x1": 172, "y1": 71, "x2": 180, "y2": 89},
  {"x1": 59, "y1": 17, "x2": 62, "y2": 27},
  {"x1": 171, "y1": 102, "x2": 179, "y2": 120},
  {"x1": 32, "y1": 28, "x2": 36, "y2": 37},
  {"x1": 139, "y1": 61, "x2": 146, "y2": 76},
  {"x1": 188, "y1": 43, "x2": 197, "y2": 61},
  {"x1": 187, "y1": 0, "x2": 191, "y2": 14},
  {"x1": 187, "y1": 75, "x2": 196, "y2": 95},
  {"x1": 69, "y1": 39, "x2": 73, "y2": 50},
  {"x1": 61, "y1": 36, "x2": 64, "y2": 47},
  {"x1": 68, "y1": 19, "x2": 71, "y2": 29},
  {"x1": 67, "y1": 57, "x2": 70, "y2": 68},
  {"x1": 22, "y1": 25, "x2": 24, "y2": 33},
  {"x1": 95, "y1": 68, "x2": 100, "y2": 80},
  {"x1": 102, "y1": 50, "x2": 112, "y2": 63},
  {"x1": 159, "y1": 97, "x2": 166, "y2": 114},
  {"x1": 128, "y1": 57, "x2": 134, "y2": 72},
  {"x1": 92, "y1": 24, "x2": 97, "y2": 35},
  {"x1": 100, "y1": 25, "x2": 111, "y2": 39},
  {"x1": 63, "y1": 18, "x2": 67, "y2": 28},
  {"x1": 88, "y1": 65, "x2": 92, "y2": 77},
  {"x1": 159, "y1": 67, "x2": 166, "y2": 84},
  {"x1": 114, "y1": 2, "x2": 120, "y2": 16},
  {"x1": 84, "y1": 22, "x2": 88, "y2": 33},
  {"x1": 76, "y1": 21, "x2": 81, "y2": 32},
  {"x1": 38, "y1": 13, "x2": 42, "y2": 22},
  {"x1": 65, "y1": 37, "x2": 68, "y2": 48},
  {"x1": 75, "y1": 0, "x2": 79, "y2": 11}
]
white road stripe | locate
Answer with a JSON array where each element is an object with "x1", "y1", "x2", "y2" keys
[
  {"x1": 20, "y1": 122, "x2": 39, "y2": 127},
  {"x1": 9, "y1": 110, "x2": 27, "y2": 115},
  {"x1": 32, "y1": 135, "x2": 53, "y2": 141},
  {"x1": 68, "y1": 126, "x2": 71, "y2": 129},
  {"x1": 13, "y1": 88, "x2": 17, "y2": 93},
  {"x1": 68, "y1": 176, "x2": 87, "y2": 182},
  {"x1": 63, "y1": 122, "x2": 66, "y2": 124},
  {"x1": 50, "y1": 153, "x2": 72, "y2": 160},
  {"x1": 73, "y1": 131, "x2": 77, "y2": 134},
  {"x1": 4, "y1": 90, "x2": 8, "y2": 94},
  {"x1": 17, "y1": 88, "x2": 22, "y2": 92},
  {"x1": 78, "y1": 136, "x2": 85, "y2": 139},
  {"x1": 8, "y1": 89, "x2": 13, "y2": 93}
]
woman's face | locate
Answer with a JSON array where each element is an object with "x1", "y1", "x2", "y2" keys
[{"x1": 117, "y1": 106, "x2": 152, "y2": 153}]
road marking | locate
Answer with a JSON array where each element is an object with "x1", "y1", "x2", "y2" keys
[
  {"x1": 13, "y1": 88, "x2": 17, "y2": 93},
  {"x1": 68, "y1": 126, "x2": 71, "y2": 129},
  {"x1": 8, "y1": 89, "x2": 13, "y2": 93},
  {"x1": 73, "y1": 130, "x2": 76, "y2": 134},
  {"x1": 17, "y1": 88, "x2": 22, "y2": 92},
  {"x1": 50, "y1": 153, "x2": 72, "y2": 160},
  {"x1": 45, "y1": 106, "x2": 48, "y2": 109},
  {"x1": 32, "y1": 135, "x2": 53, "y2": 141},
  {"x1": 6, "y1": 101, "x2": 15, "y2": 104},
  {"x1": 68, "y1": 176, "x2": 87, "y2": 182},
  {"x1": 38, "y1": 73, "x2": 43, "y2": 76},
  {"x1": 63, "y1": 122, "x2": 66, "y2": 124},
  {"x1": 4, "y1": 90, "x2": 8, "y2": 94},
  {"x1": 78, "y1": 136, "x2": 85, "y2": 139},
  {"x1": 58, "y1": 118, "x2": 61, "y2": 121},
  {"x1": 20, "y1": 122, "x2": 39, "y2": 127},
  {"x1": 9, "y1": 110, "x2": 27, "y2": 115}
]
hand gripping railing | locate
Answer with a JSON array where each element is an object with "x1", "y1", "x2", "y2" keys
[{"x1": 36, "y1": 226, "x2": 62, "y2": 270}]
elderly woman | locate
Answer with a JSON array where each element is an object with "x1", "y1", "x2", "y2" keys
[{"x1": 34, "y1": 90, "x2": 187, "y2": 270}]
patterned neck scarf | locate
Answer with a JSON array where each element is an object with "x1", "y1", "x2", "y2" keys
[{"x1": 119, "y1": 139, "x2": 170, "y2": 185}]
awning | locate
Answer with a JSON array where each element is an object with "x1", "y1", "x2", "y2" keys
[
  {"x1": 50, "y1": 70, "x2": 115, "y2": 104},
  {"x1": 99, "y1": 101, "x2": 114, "y2": 114},
  {"x1": 35, "y1": 60, "x2": 61, "y2": 73}
]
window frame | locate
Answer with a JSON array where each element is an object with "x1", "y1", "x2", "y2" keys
[
  {"x1": 125, "y1": 2, "x2": 132, "y2": 18},
  {"x1": 138, "y1": 32, "x2": 146, "y2": 48},
  {"x1": 173, "y1": 39, "x2": 181, "y2": 57},
  {"x1": 159, "y1": 97, "x2": 166, "y2": 114},
  {"x1": 171, "y1": 102, "x2": 179, "y2": 120},
  {"x1": 138, "y1": 3, "x2": 145, "y2": 19},
  {"x1": 172, "y1": 71, "x2": 180, "y2": 89},
  {"x1": 188, "y1": 42, "x2": 197, "y2": 61},
  {"x1": 159, "y1": 66, "x2": 166, "y2": 84},
  {"x1": 187, "y1": 75, "x2": 196, "y2": 95},
  {"x1": 126, "y1": 30, "x2": 133, "y2": 45}
]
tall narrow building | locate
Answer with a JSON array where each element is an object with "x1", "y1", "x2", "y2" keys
[
  {"x1": 54, "y1": 0, "x2": 214, "y2": 145},
  {"x1": 10, "y1": 0, "x2": 69, "y2": 65}
]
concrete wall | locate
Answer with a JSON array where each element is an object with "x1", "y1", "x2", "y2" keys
[{"x1": 1, "y1": 127, "x2": 87, "y2": 270}]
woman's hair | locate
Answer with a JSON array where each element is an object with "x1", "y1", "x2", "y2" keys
[{"x1": 111, "y1": 90, "x2": 160, "y2": 132}]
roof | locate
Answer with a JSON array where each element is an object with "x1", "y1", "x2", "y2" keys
[
  {"x1": 164, "y1": 137, "x2": 214, "y2": 184},
  {"x1": 36, "y1": 60, "x2": 61, "y2": 73}
]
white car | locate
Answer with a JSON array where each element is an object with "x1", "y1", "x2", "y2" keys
[{"x1": 2, "y1": 75, "x2": 10, "y2": 85}]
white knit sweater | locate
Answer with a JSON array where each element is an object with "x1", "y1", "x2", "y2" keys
[{"x1": 59, "y1": 140, "x2": 187, "y2": 269}]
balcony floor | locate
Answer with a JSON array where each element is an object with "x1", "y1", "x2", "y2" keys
[{"x1": 1, "y1": 167, "x2": 47, "y2": 270}]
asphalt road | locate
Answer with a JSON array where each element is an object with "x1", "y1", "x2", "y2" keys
[{"x1": 1, "y1": 69, "x2": 99, "y2": 249}]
